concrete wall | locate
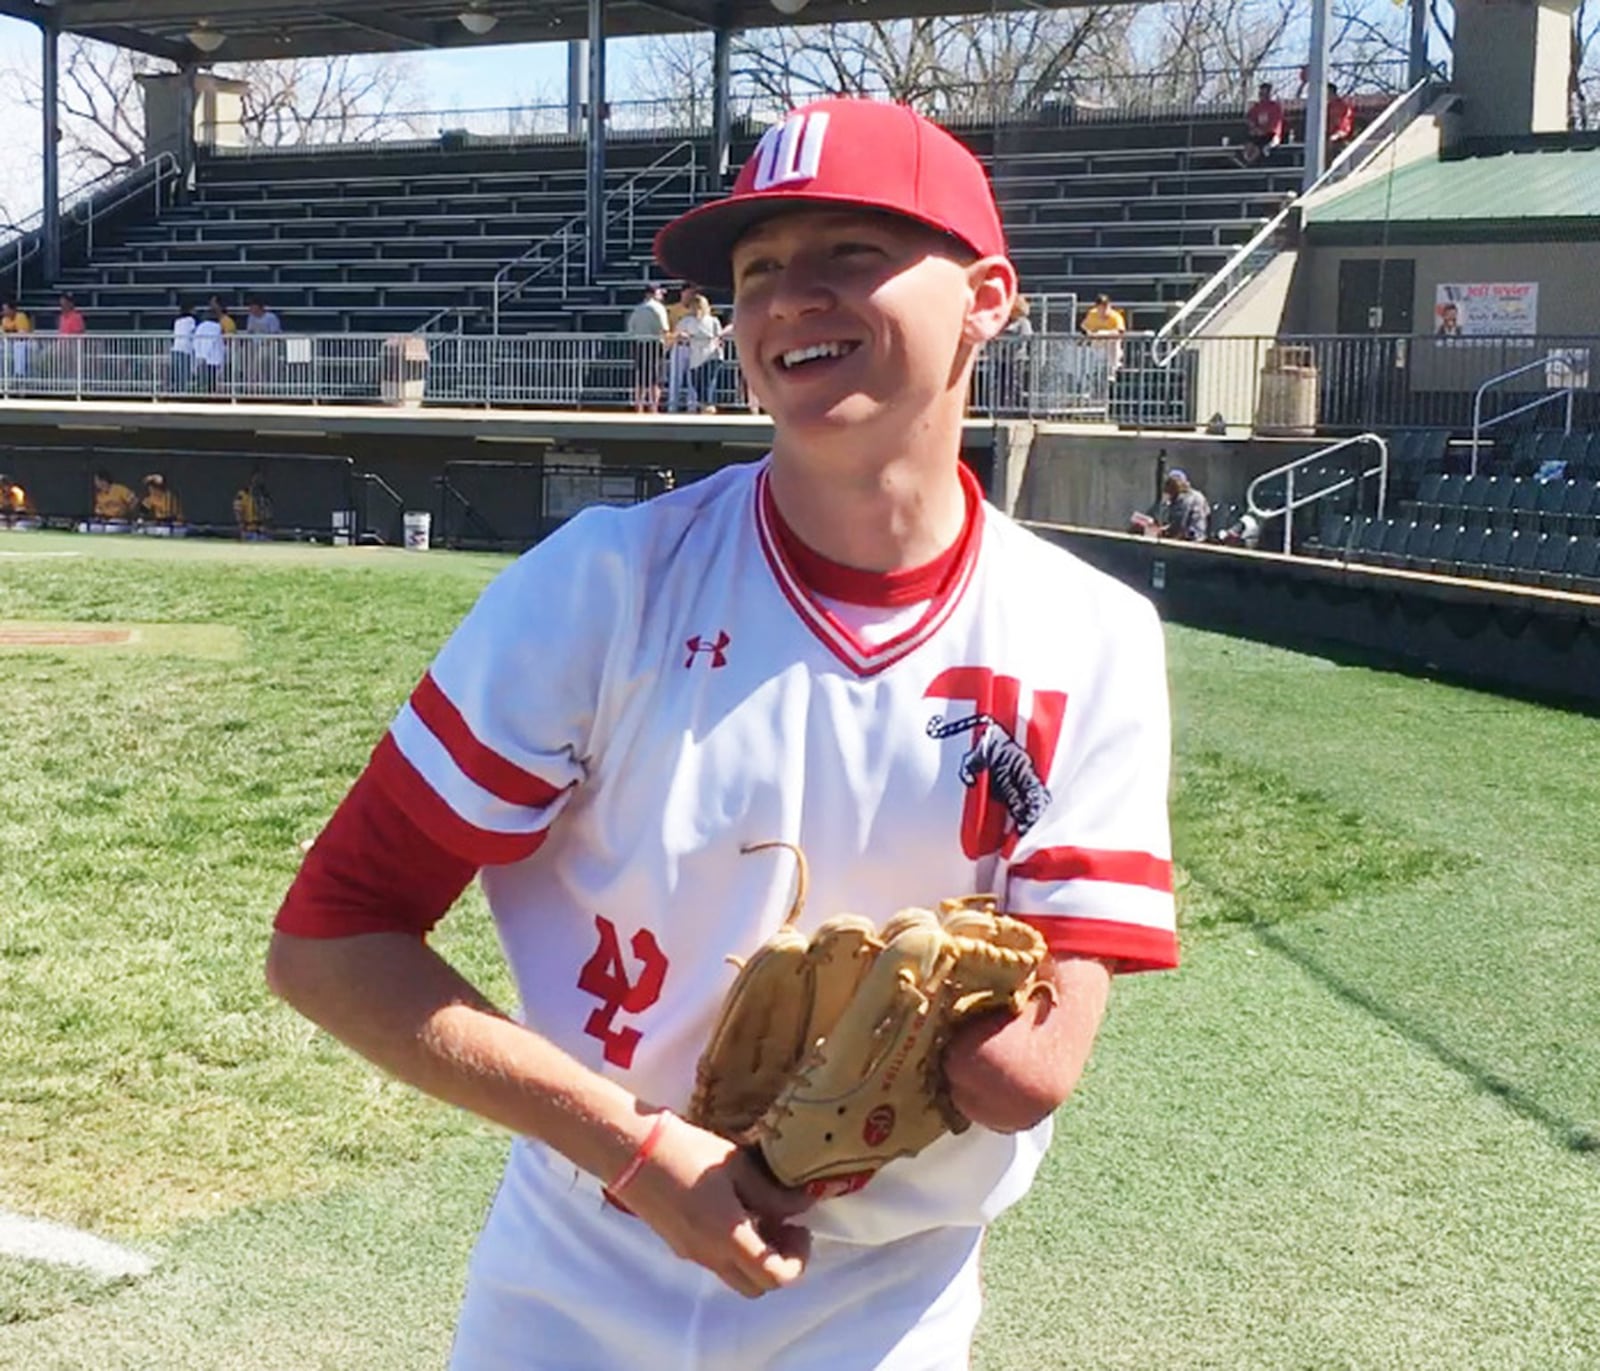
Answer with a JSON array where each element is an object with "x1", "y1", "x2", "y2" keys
[
  {"x1": 1453, "y1": 0, "x2": 1576, "y2": 138},
  {"x1": 1013, "y1": 430, "x2": 1325, "y2": 528}
]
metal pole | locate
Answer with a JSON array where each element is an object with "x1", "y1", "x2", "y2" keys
[
  {"x1": 567, "y1": 41, "x2": 587, "y2": 139},
  {"x1": 712, "y1": 26, "x2": 732, "y2": 191},
  {"x1": 1408, "y1": 0, "x2": 1430, "y2": 87},
  {"x1": 1302, "y1": 0, "x2": 1330, "y2": 191},
  {"x1": 585, "y1": 0, "x2": 607, "y2": 282},
  {"x1": 41, "y1": 21, "x2": 61, "y2": 285}
]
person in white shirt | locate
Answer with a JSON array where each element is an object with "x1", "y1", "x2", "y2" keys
[
  {"x1": 624, "y1": 285, "x2": 670, "y2": 412},
  {"x1": 169, "y1": 304, "x2": 196, "y2": 392},
  {"x1": 670, "y1": 293, "x2": 725, "y2": 413},
  {"x1": 194, "y1": 309, "x2": 226, "y2": 392}
]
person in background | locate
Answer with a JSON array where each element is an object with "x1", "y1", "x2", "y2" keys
[
  {"x1": 245, "y1": 297, "x2": 282, "y2": 335},
  {"x1": 0, "y1": 472, "x2": 38, "y2": 528},
  {"x1": 233, "y1": 469, "x2": 273, "y2": 541},
  {"x1": 194, "y1": 306, "x2": 226, "y2": 392},
  {"x1": 208, "y1": 294, "x2": 238, "y2": 336},
  {"x1": 170, "y1": 303, "x2": 196, "y2": 392},
  {"x1": 2, "y1": 299, "x2": 33, "y2": 382},
  {"x1": 1237, "y1": 82, "x2": 1284, "y2": 165},
  {"x1": 138, "y1": 472, "x2": 186, "y2": 535},
  {"x1": 625, "y1": 284, "x2": 670, "y2": 413},
  {"x1": 90, "y1": 469, "x2": 137, "y2": 532},
  {"x1": 1325, "y1": 83, "x2": 1355, "y2": 158},
  {"x1": 1157, "y1": 469, "x2": 1210, "y2": 541},
  {"x1": 995, "y1": 294, "x2": 1034, "y2": 413},
  {"x1": 1081, "y1": 292, "x2": 1127, "y2": 399},
  {"x1": 57, "y1": 294, "x2": 86, "y2": 336},
  {"x1": 673, "y1": 293, "x2": 725, "y2": 414}
]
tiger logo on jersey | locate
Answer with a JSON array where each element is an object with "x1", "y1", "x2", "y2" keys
[{"x1": 925, "y1": 668, "x2": 1067, "y2": 859}]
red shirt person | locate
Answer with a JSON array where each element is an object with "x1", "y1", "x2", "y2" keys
[{"x1": 1238, "y1": 82, "x2": 1284, "y2": 165}]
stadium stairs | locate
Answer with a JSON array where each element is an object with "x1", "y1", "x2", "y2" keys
[{"x1": 21, "y1": 111, "x2": 1304, "y2": 338}]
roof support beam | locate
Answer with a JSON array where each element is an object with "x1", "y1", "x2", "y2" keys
[
  {"x1": 0, "y1": 0, "x2": 51, "y2": 24},
  {"x1": 326, "y1": 10, "x2": 437, "y2": 49}
]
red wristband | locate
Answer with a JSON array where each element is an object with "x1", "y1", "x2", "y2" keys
[{"x1": 606, "y1": 1112, "x2": 671, "y2": 1201}]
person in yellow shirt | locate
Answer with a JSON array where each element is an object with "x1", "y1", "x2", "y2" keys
[
  {"x1": 233, "y1": 470, "x2": 272, "y2": 540},
  {"x1": 139, "y1": 472, "x2": 185, "y2": 530},
  {"x1": 91, "y1": 469, "x2": 137, "y2": 529},
  {"x1": 1080, "y1": 293, "x2": 1127, "y2": 398},
  {"x1": 2, "y1": 299, "x2": 32, "y2": 382},
  {"x1": 208, "y1": 294, "x2": 238, "y2": 335},
  {"x1": 1080, "y1": 293, "x2": 1126, "y2": 337},
  {"x1": 0, "y1": 472, "x2": 37, "y2": 527}
]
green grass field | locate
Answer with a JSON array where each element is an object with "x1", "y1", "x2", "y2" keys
[{"x1": 1, "y1": 528, "x2": 1597, "y2": 1370}]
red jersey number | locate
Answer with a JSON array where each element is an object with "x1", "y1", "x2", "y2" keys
[{"x1": 577, "y1": 916, "x2": 669, "y2": 1069}]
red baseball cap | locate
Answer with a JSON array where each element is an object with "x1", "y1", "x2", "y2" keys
[{"x1": 653, "y1": 98, "x2": 1007, "y2": 291}]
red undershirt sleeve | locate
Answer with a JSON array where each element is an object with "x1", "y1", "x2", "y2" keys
[{"x1": 274, "y1": 760, "x2": 479, "y2": 939}]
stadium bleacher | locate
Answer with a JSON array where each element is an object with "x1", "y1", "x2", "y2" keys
[{"x1": 35, "y1": 110, "x2": 1304, "y2": 336}]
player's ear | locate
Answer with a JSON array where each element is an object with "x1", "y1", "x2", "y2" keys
[{"x1": 961, "y1": 255, "x2": 1018, "y2": 346}]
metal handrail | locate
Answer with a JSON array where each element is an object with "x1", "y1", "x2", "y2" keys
[
  {"x1": 489, "y1": 139, "x2": 697, "y2": 334},
  {"x1": 1153, "y1": 75, "x2": 1437, "y2": 364},
  {"x1": 1469, "y1": 355, "x2": 1579, "y2": 476},
  {"x1": 1246, "y1": 432, "x2": 1389, "y2": 555},
  {"x1": 1, "y1": 154, "x2": 182, "y2": 299}
]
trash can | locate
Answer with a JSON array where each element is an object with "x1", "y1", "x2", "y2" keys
[
  {"x1": 381, "y1": 335, "x2": 429, "y2": 407},
  {"x1": 1255, "y1": 343, "x2": 1318, "y2": 436},
  {"x1": 403, "y1": 510, "x2": 432, "y2": 551}
]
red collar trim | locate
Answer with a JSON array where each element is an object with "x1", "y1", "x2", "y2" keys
[
  {"x1": 754, "y1": 462, "x2": 985, "y2": 678},
  {"x1": 762, "y1": 467, "x2": 979, "y2": 607}
]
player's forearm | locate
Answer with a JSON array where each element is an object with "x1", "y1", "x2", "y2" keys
[
  {"x1": 944, "y1": 955, "x2": 1112, "y2": 1133},
  {"x1": 265, "y1": 930, "x2": 653, "y2": 1182}
]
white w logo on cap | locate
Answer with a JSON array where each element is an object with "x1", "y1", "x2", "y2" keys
[{"x1": 751, "y1": 112, "x2": 830, "y2": 190}]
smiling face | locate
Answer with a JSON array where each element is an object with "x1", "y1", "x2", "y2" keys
[{"x1": 729, "y1": 208, "x2": 1014, "y2": 457}]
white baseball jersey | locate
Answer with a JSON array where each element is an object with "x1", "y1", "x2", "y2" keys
[{"x1": 380, "y1": 457, "x2": 1176, "y2": 1256}]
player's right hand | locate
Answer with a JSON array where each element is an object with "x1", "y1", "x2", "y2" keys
[{"x1": 616, "y1": 1112, "x2": 813, "y2": 1299}]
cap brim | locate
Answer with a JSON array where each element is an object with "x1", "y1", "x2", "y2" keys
[{"x1": 653, "y1": 191, "x2": 977, "y2": 293}]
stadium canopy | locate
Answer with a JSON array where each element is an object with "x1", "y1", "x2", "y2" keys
[{"x1": 0, "y1": 0, "x2": 1149, "y2": 63}]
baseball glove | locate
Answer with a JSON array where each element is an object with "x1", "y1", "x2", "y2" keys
[{"x1": 687, "y1": 841, "x2": 1050, "y2": 1194}]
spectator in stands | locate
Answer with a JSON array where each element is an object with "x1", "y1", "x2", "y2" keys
[
  {"x1": 90, "y1": 469, "x2": 137, "y2": 532},
  {"x1": 138, "y1": 472, "x2": 186, "y2": 535},
  {"x1": 991, "y1": 295, "x2": 1034, "y2": 413},
  {"x1": 1081, "y1": 293, "x2": 1127, "y2": 393},
  {"x1": 671, "y1": 293, "x2": 725, "y2": 414},
  {"x1": 1237, "y1": 82, "x2": 1284, "y2": 166},
  {"x1": 1156, "y1": 469, "x2": 1211, "y2": 541},
  {"x1": 170, "y1": 303, "x2": 196, "y2": 392},
  {"x1": 233, "y1": 469, "x2": 273, "y2": 541},
  {"x1": 1325, "y1": 83, "x2": 1355, "y2": 159},
  {"x1": 208, "y1": 294, "x2": 238, "y2": 335},
  {"x1": 626, "y1": 284, "x2": 670, "y2": 413},
  {"x1": 0, "y1": 472, "x2": 37, "y2": 528},
  {"x1": 666, "y1": 285, "x2": 698, "y2": 333},
  {"x1": 245, "y1": 297, "x2": 282, "y2": 334},
  {"x1": 2, "y1": 299, "x2": 32, "y2": 381},
  {"x1": 194, "y1": 306, "x2": 227, "y2": 392},
  {"x1": 56, "y1": 294, "x2": 86, "y2": 336}
]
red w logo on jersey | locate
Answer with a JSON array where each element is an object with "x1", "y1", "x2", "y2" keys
[{"x1": 925, "y1": 668, "x2": 1067, "y2": 859}]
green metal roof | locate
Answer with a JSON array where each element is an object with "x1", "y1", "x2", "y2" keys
[{"x1": 1307, "y1": 148, "x2": 1600, "y2": 225}]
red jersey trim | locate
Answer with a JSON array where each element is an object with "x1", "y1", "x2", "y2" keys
[
  {"x1": 410, "y1": 671, "x2": 564, "y2": 809},
  {"x1": 1010, "y1": 845, "x2": 1174, "y2": 893},
  {"x1": 1014, "y1": 914, "x2": 1179, "y2": 973},
  {"x1": 765, "y1": 473, "x2": 974, "y2": 607},
  {"x1": 754, "y1": 464, "x2": 984, "y2": 678},
  {"x1": 372, "y1": 733, "x2": 550, "y2": 866}
]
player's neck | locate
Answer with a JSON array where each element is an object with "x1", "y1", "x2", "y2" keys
[{"x1": 765, "y1": 443, "x2": 968, "y2": 574}]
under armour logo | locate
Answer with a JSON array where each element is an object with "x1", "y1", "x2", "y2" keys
[
  {"x1": 684, "y1": 630, "x2": 731, "y2": 669},
  {"x1": 751, "y1": 112, "x2": 830, "y2": 190}
]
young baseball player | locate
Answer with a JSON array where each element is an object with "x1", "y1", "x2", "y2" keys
[{"x1": 266, "y1": 97, "x2": 1178, "y2": 1369}]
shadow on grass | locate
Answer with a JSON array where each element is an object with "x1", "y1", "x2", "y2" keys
[
  {"x1": 1255, "y1": 925, "x2": 1600, "y2": 1158},
  {"x1": 1174, "y1": 748, "x2": 1598, "y2": 1159}
]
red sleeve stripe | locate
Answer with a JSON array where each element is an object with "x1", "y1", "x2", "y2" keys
[
  {"x1": 409, "y1": 671, "x2": 564, "y2": 809},
  {"x1": 372, "y1": 734, "x2": 549, "y2": 866},
  {"x1": 1013, "y1": 914, "x2": 1180, "y2": 973},
  {"x1": 1010, "y1": 845, "x2": 1173, "y2": 893}
]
